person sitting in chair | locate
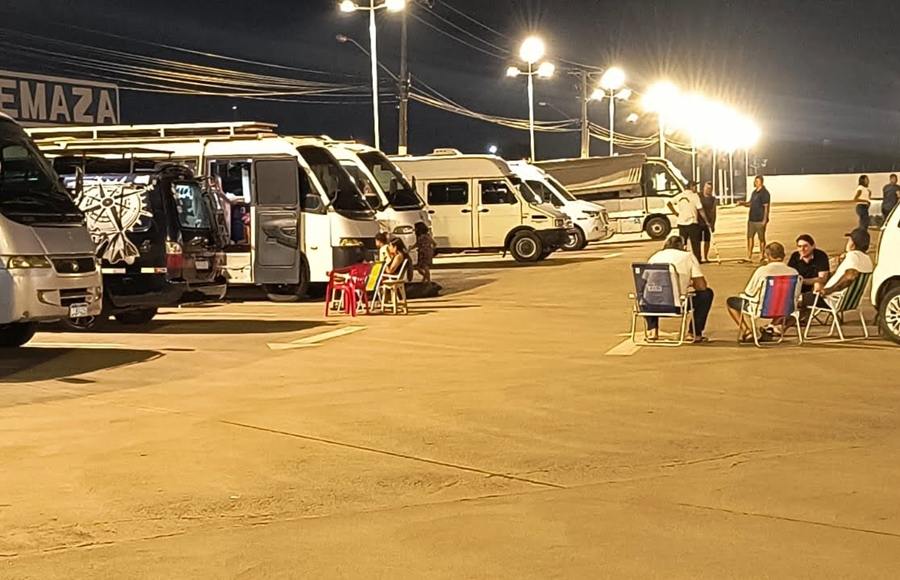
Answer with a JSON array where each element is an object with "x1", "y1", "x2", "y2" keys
[
  {"x1": 385, "y1": 238, "x2": 413, "y2": 281},
  {"x1": 801, "y1": 228, "x2": 873, "y2": 309},
  {"x1": 726, "y1": 242, "x2": 799, "y2": 341},
  {"x1": 645, "y1": 236, "x2": 714, "y2": 343}
]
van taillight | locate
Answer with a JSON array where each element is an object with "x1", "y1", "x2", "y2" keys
[{"x1": 166, "y1": 241, "x2": 184, "y2": 277}]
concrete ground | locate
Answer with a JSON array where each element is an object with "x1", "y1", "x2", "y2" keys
[{"x1": 1, "y1": 203, "x2": 898, "y2": 579}]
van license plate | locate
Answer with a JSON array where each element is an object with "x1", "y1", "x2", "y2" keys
[
  {"x1": 69, "y1": 303, "x2": 90, "y2": 318},
  {"x1": 195, "y1": 259, "x2": 210, "y2": 270}
]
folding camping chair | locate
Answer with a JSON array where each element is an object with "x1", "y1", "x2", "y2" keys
[
  {"x1": 629, "y1": 262, "x2": 694, "y2": 346},
  {"x1": 804, "y1": 272, "x2": 872, "y2": 341},
  {"x1": 737, "y1": 275, "x2": 803, "y2": 347},
  {"x1": 372, "y1": 259, "x2": 409, "y2": 315}
]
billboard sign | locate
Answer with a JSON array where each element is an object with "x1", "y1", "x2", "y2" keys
[{"x1": 0, "y1": 70, "x2": 121, "y2": 126}]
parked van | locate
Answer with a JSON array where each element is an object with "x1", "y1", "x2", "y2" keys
[
  {"x1": 295, "y1": 137, "x2": 430, "y2": 248},
  {"x1": 0, "y1": 114, "x2": 102, "y2": 347},
  {"x1": 872, "y1": 203, "x2": 900, "y2": 344},
  {"x1": 536, "y1": 154, "x2": 688, "y2": 240},
  {"x1": 47, "y1": 153, "x2": 228, "y2": 330},
  {"x1": 29, "y1": 122, "x2": 379, "y2": 301},
  {"x1": 507, "y1": 160, "x2": 613, "y2": 250},
  {"x1": 392, "y1": 150, "x2": 571, "y2": 262}
]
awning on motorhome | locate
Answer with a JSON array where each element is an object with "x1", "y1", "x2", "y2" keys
[{"x1": 536, "y1": 155, "x2": 645, "y2": 194}]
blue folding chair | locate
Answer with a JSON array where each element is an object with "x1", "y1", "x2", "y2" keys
[
  {"x1": 738, "y1": 275, "x2": 803, "y2": 347},
  {"x1": 629, "y1": 262, "x2": 694, "y2": 346}
]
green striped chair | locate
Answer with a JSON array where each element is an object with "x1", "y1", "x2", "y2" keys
[{"x1": 804, "y1": 272, "x2": 872, "y2": 341}]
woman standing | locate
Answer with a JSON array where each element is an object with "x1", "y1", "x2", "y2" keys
[{"x1": 854, "y1": 174, "x2": 872, "y2": 230}]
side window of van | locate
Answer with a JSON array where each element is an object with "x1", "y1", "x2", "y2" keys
[
  {"x1": 480, "y1": 180, "x2": 516, "y2": 204},
  {"x1": 648, "y1": 166, "x2": 681, "y2": 197},
  {"x1": 428, "y1": 182, "x2": 469, "y2": 205}
]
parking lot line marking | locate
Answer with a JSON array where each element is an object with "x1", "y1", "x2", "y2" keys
[
  {"x1": 605, "y1": 338, "x2": 642, "y2": 356},
  {"x1": 267, "y1": 325, "x2": 367, "y2": 350}
]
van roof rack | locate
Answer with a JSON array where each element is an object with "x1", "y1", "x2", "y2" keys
[
  {"x1": 430, "y1": 148, "x2": 463, "y2": 156},
  {"x1": 26, "y1": 121, "x2": 279, "y2": 141}
]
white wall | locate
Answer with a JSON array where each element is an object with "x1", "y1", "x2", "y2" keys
[{"x1": 745, "y1": 172, "x2": 897, "y2": 204}]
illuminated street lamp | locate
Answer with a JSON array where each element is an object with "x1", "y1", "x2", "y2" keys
[
  {"x1": 339, "y1": 0, "x2": 406, "y2": 150},
  {"x1": 507, "y1": 36, "x2": 554, "y2": 161},
  {"x1": 642, "y1": 80, "x2": 679, "y2": 158},
  {"x1": 594, "y1": 66, "x2": 629, "y2": 156}
]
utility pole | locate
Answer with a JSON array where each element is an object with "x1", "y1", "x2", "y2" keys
[
  {"x1": 398, "y1": 8, "x2": 410, "y2": 155},
  {"x1": 579, "y1": 70, "x2": 590, "y2": 158}
]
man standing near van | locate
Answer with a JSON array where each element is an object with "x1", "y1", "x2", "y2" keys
[
  {"x1": 740, "y1": 175, "x2": 771, "y2": 262},
  {"x1": 667, "y1": 181, "x2": 709, "y2": 263},
  {"x1": 883, "y1": 174, "x2": 899, "y2": 220}
]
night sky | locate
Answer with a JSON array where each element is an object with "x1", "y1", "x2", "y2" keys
[{"x1": 3, "y1": 0, "x2": 900, "y2": 168}]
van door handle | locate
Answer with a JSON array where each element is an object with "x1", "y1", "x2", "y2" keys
[
  {"x1": 427, "y1": 210, "x2": 436, "y2": 214},
  {"x1": 461, "y1": 208, "x2": 472, "y2": 214},
  {"x1": 479, "y1": 208, "x2": 490, "y2": 213}
]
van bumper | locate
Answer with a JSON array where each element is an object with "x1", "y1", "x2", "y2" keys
[
  {"x1": 537, "y1": 228, "x2": 570, "y2": 250},
  {"x1": 0, "y1": 268, "x2": 103, "y2": 324},
  {"x1": 107, "y1": 277, "x2": 186, "y2": 311}
]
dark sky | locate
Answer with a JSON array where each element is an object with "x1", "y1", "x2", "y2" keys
[{"x1": 3, "y1": 0, "x2": 900, "y2": 163}]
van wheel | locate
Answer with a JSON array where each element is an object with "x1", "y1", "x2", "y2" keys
[
  {"x1": 644, "y1": 216, "x2": 671, "y2": 240},
  {"x1": 0, "y1": 322, "x2": 37, "y2": 348},
  {"x1": 264, "y1": 255, "x2": 311, "y2": 302},
  {"x1": 562, "y1": 227, "x2": 587, "y2": 251},
  {"x1": 115, "y1": 308, "x2": 158, "y2": 325},
  {"x1": 510, "y1": 231, "x2": 544, "y2": 263},
  {"x1": 878, "y1": 286, "x2": 900, "y2": 345},
  {"x1": 59, "y1": 301, "x2": 110, "y2": 332}
]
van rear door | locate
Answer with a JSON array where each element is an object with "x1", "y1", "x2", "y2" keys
[
  {"x1": 172, "y1": 180, "x2": 221, "y2": 284},
  {"x1": 252, "y1": 157, "x2": 301, "y2": 285}
]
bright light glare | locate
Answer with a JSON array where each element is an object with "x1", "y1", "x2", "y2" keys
[
  {"x1": 626, "y1": 113, "x2": 640, "y2": 123},
  {"x1": 519, "y1": 37, "x2": 546, "y2": 64},
  {"x1": 590, "y1": 88, "x2": 605, "y2": 101},
  {"x1": 536, "y1": 61, "x2": 555, "y2": 79},
  {"x1": 600, "y1": 67, "x2": 625, "y2": 91},
  {"x1": 506, "y1": 66, "x2": 522, "y2": 78},
  {"x1": 615, "y1": 88, "x2": 632, "y2": 101},
  {"x1": 642, "y1": 81, "x2": 679, "y2": 113},
  {"x1": 339, "y1": 0, "x2": 357, "y2": 12},
  {"x1": 488, "y1": 145, "x2": 498, "y2": 155},
  {"x1": 384, "y1": 0, "x2": 406, "y2": 12}
]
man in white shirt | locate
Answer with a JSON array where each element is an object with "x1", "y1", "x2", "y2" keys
[
  {"x1": 726, "y1": 242, "x2": 799, "y2": 340},
  {"x1": 667, "y1": 181, "x2": 709, "y2": 263},
  {"x1": 644, "y1": 236, "x2": 715, "y2": 342},
  {"x1": 798, "y1": 228, "x2": 874, "y2": 312}
]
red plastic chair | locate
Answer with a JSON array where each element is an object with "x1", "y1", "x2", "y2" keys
[{"x1": 325, "y1": 263, "x2": 372, "y2": 317}]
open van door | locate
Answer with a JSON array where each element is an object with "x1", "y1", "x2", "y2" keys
[{"x1": 252, "y1": 157, "x2": 301, "y2": 285}]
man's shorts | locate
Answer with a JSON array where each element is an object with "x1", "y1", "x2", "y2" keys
[
  {"x1": 699, "y1": 224, "x2": 712, "y2": 243},
  {"x1": 726, "y1": 296, "x2": 750, "y2": 311},
  {"x1": 747, "y1": 221, "x2": 767, "y2": 240}
]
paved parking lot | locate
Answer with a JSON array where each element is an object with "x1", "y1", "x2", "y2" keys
[{"x1": 2, "y1": 203, "x2": 899, "y2": 579}]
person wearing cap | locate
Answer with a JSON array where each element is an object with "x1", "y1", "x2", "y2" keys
[
  {"x1": 800, "y1": 228, "x2": 873, "y2": 311},
  {"x1": 667, "y1": 181, "x2": 709, "y2": 263}
]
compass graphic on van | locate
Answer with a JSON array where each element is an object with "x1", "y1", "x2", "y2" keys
[{"x1": 76, "y1": 177, "x2": 153, "y2": 265}]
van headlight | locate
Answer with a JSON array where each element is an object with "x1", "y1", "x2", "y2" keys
[
  {"x1": 339, "y1": 238, "x2": 365, "y2": 247},
  {"x1": 584, "y1": 210, "x2": 600, "y2": 218},
  {"x1": 5, "y1": 255, "x2": 52, "y2": 269},
  {"x1": 554, "y1": 218, "x2": 568, "y2": 228},
  {"x1": 393, "y1": 225, "x2": 415, "y2": 235}
]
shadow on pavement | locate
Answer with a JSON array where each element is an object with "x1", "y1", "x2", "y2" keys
[
  {"x1": 434, "y1": 256, "x2": 609, "y2": 271},
  {"x1": 0, "y1": 347, "x2": 161, "y2": 384},
  {"x1": 46, "y1": 320, "x2": 331, "y2": 336}
]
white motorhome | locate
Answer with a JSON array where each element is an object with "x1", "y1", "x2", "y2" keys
[
  {"x1": 295, "y1": 137, "x2": 430, "y2": 248},
  {"x1": 28, "y1": 122, "x2": 380, "y2": 301},
  {"x1": 507, "y1": 160, "x2": 612, "y2": 250},
  {"x1": 392, "y1": 150, "x2": 571, "y2": 262},
  {"x1": 0, "y1": 114, "x2": 102, "y2": 347},
  {"x1": 536, "y1": 154, "x2": 687, "y2": 240}
]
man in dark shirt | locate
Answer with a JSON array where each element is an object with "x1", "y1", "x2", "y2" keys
[
  {"x1": 787, "y1": 234, "x2": 830, "y2": 293},
  {"x1": 883, "y1": 174, "x2": 899, "y2": 220},
  {"x1": 739, "y1": 175, "x2": 771, "y2": 262}
]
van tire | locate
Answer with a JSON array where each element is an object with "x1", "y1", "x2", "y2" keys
[
  {"x1": 0, "y1": 322, "x2": 37, "y2": 348},
  {"x1": 562, "y1": 227, "x2": 587, "y2": 251},
  {"x1": 264, "y1": 255, "x2": 311, "y2": 302},
  {"x1": 644, "y1": 216, "x2": 671, "y2": 240},
  {"x1": 115, "y1": 308, "x2": 158, "y2": 326},
  {"x1": 878, "y1": 286, "x2": 900, "y2": 345},
  {"x1": 510, "y1": 231, "x2": 543, "y2": 263}
]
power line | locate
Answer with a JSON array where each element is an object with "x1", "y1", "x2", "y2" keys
[{"x1": 408, "y1": 13, "x2": 508, "y2": 60}]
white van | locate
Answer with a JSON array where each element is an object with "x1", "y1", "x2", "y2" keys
[
  {"x1": 392, "y1": 150, "x2": 571, "y2": 262},
  {"x1": 29, "y1": 122, "x2": 380, "y2": 301},
  {"x1": 507, "y1": 160, "x2": 612, "y2": 250},
  {"x1": 296, "y1": 137, "x2": 430, "y2": 248},
  {"x1": 872, "y1": 204, "x2": 900, "y2": 344},
  {"x1": 0, "y1": 114, "x2": 102, "y2": 347},
  {"x1": 536, "y1": 154, "x2": 687, "y2": 240}
]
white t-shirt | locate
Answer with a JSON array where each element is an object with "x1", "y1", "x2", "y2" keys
[
  {"x1": 856, "y1": 186, "x2": 872, "y2": 203},
  {"x1": 648, "y1": 248, "x2": 704, "y2": 295},
  {"x1": 671, "y1": 190, "x2": 703, "y2": 226},
  {"x1": 744, "y1": 261, "x2": 800, "y2": 298},
  {"x1": 826, "y1": 250, "x2": 873, "y2": 289}
]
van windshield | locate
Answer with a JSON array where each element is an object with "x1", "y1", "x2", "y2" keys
[
  {"x1": 357, "y1": 151, "x2": 423, "y2": 209},
  {"x1": 526, "y1": 179, "x2": 564, "y2": 207},
  {"x1": 517, "y1": 180, "x2": 543, "y2": 205},
  {"x1": 546, "y1": 176, "x2": 578, "y2": 202},
  {"x1": 297, "y1": 146, "x2": 375, "y2": 218},
  {"x1": 0, "y1": 121, "x2": 83, "y2": 226},
  {"x1": 174, "y1": 182, "x2": 212, "y2": 230},
  {"x1": 340, "y1": 162, "x2": 384, "y2": 210}
]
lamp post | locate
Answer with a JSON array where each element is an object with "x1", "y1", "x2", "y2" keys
[
  {"x1": 507, "y1": 37, "x2": 554, "y2": 161},
  {"x1": 596, "y1": 67, "x2": 628, "y2": 156},
  {"x1": 340, "y1": 0, "x2": 405, "y2": 150},
  {"x1": 642, "y1": 81, "x2": 679, "y2": 159}
]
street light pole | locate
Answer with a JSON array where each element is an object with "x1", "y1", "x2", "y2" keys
[
  {"x1": 608, "y1": 88, "x2": 615, "y2": 156},
  {"x1": 527, "y1": 63, "x2": 536, "y2": 161},
  {"x1": 658, "y1": 112, "x2": 666, "y2": 159},
  {"x1": 368, "y1": 0, "x2": 381, "y2": 150},
  {"x1": 398, "y1": 8, "x2": 409, "y2": 155},
  {"x1": 580, "y1": 70, "x2": 590, "y2": 158}
]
